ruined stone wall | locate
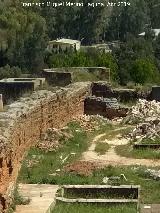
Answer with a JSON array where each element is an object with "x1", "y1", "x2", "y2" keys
[
  {"x1": 92, "y1": 82, "x2": 149, "y2": 102},
  {"x1": 84, "y1": 97, "x2": 128, "y2": 119},
  {"x1": 43, "y1": 71, "x2": 72, "y2": 87},
  {"x1": 0, "y1": 82, "x2": 91, "y2": 212},
  {"x1": 43, "y1": 67, "x2": 110, "y2": 85},
  {"x1": 0, "y1": 82, "x2": 35, "y2": 104}
]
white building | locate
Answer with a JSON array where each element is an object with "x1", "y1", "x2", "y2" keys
[
  {"x1": 47, "y1": 38, "x2": 81, "y2": 53},
  {"x1": 139, "y1": 29, "x2": 160, "y2": 37}
]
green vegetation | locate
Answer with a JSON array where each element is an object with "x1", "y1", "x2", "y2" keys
[
  {"x1": 95, "y1": 126, "x2": 134, "y2": 142},
  {"x1": 54, "y1": 165, "x2": 160, "y2": 203},
  {"x1": 94, "y1": 142, "x2": 110, "y2": 155},
  {"x1": 140, "y1": 137, "x2": 160, "y2": 145},
  {"x1": 130, "y1": 58, "x2": 159, "y2": 84},
  {"x1": 0, "y1": 65, "x2": 21, "y2": 79},
  {"x1": 47, "y1": 51, "x2": 118, "y2": 81},
  {"x1": 52, "y1": 203, "x2": 137, "y2": 213},
  {"x1": 72, "y1": 70, "x2": 100, "y2": 82},
  {"x1": 114, "y1": 35, "x2": 160, "y2": 85},
  {"x1": 115, "y1": 144, "x2": 160, "y2": 159},
  {"x1": 19, "y1": 154, "x2": 160, "y2": 204},
  {"x1": 18, "y1": 122, "x2": 89, "y2": 184},
  {"x1": 18, "y1": 121, "x2": 160, "y2": 204},
  {"x1": 115, "y1": 137, "x2": 160, "y2": 159},
  {"x1": 7, "y1": 185, "x2": 30, "y2": 213},
  {"x1": 0, "y1": 0, "x2": 160, "y2": 85},
  {"x1": 0, "y1": 1, "x2": 47, "y2": 72}
]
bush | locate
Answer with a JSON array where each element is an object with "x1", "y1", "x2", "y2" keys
[
  {"x1": 0, "y1": 65, "x2": 21, "y2": 79},
  {"x1": 47, "y1": 51, "x2": 118, "y2": 81},
  {"x1": 130, "y1": 58, "x2": 160, "y2": 84}
]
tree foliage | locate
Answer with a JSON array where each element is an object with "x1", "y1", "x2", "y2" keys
[
  {"x1": 107, "y1": 0, "x2": 149, "y2": 41},
  {"x1": 0, "y1": 0, "x2": 160, "y2": 84},
  {"x1": 0, "y1": 0, "x2": 47, "y2": 72},
  {"x1": 113, "y1": 35, "x2": 160, "y2": 85},
  {"x1": 47, "y1": 51, "x2": 118, "y2": 81},
  {"x1": 130, "y1": 59, "x2": 159, "y2": 84}
]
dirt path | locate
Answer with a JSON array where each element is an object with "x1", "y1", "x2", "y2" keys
[
  {"x1": 82, "y1": 132, "x2": 160, "y2": 167},
  {"x1": 15, "y1": 184, "x2": 59, "y2": 213}
]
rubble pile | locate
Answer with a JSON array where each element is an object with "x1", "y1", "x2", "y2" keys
[
  {"x1": 37, "y1": 127, "x2": 73, "y2": 151},
  {"x1": 73, "y1": 114, "x2": 110, "y2": 132},
  {"x1": 123, "y1": 99, "x2": 160, "y2": 124},
  {"x1": 130, "y1": 121, "x2": 160, "y2": 142},
  {"x1": 145, "y1": 169, "x2": 160, "y2": 180},
  {"x1": 123, "y1": 99, "x2": 160, "y2": 143}
]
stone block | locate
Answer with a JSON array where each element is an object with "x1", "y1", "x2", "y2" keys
[{"x1": 151, "y1": 86, "x2": 160, "y2": 102}]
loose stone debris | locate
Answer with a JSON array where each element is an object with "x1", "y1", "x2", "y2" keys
[
  {"x1": 102, "y1": 174, "x2": 128, "y2": 184},
  {"x1": 37, "y1": 127, "x2": 73, "y2": 152},
  {"x1": 73, "y1": 114, "x2": 110, "y2": 132},
  {"x1": 123, "y1": 99, "x2": 160, "y2": 143},
  {"x1": 123, "y1": 99, "x2": 160, "y2": 124},
  {"x1": 36, "y1": 115, "x2": 110, "y2": 152},
  {"x1": 145, "y1": 169, "x2": 160, "y2": 180},
  {"x1": 130, "y1": 121, "x2": 160, "y2": 143}
]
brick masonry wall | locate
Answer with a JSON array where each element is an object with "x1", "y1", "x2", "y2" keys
[{"x1": 0, "y1": 82, "x2": 91, "y2": 212}]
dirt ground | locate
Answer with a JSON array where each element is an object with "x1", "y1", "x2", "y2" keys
[{"x1": 82, "y1": 129, "x2": 160, "y2": 167}]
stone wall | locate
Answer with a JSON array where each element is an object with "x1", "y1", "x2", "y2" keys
[
  {"x1": 151, "y1": 86, "x2": 160, "y2": 101},
  {"x1": 43, "y1": 70, "x2": 72, "y2": 86},
  {"x1": 0, "y1": 82, "x2": 35, "y2": 104},
  {"x1": 43, "y1": 67, "x2": 110, "y2": 85},
  {"x1": 0, "y1": 78, "x2": 45, "y2": 104},
  {"x1": 92, "y1": 82, "x2": 149, "y2": 102},
  {"x1": 84, "y1": 97, "x2": 128, "y2": 119},
  {"x1": 0, "y1": 82, "x2": 91, "y2": 212}
]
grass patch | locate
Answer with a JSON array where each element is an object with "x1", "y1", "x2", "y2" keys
[
  {"x1": 19, "y1": 161, "x2": 160, "y2": 204},
  {"x1": 53, "y1": 165, "x2": 160, "y2": 204},
  {"x1": 92, "y1": 122, "x2": 114, "y2": 136},
  {"x1": 95, "y1": 142, "x2": 110, "y2": 155},
  {"x1": 18, "y1": 121, "x2": 114, "y2": 184},
  {"x1": 115, "y1": 144, "x2": 160, "y2": 159},
  {"x1": 140, "y1": 137, "x2": 160, "y2": 145},
  {"x1": 17, "y1": 121, "x2": 160, "y2": 204},
  {"x1": 18, "y1": 122, "x2": 89, "y2": 184},
  {"x1": 72, "y1": 70, "x2": 100, "y2": 82},
  {"x1": 52, "y1": 203, "x2": 137, "y2": 213}
]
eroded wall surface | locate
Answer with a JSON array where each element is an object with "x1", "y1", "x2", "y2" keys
[
  {"x1": 84, "y1": 97, "x2": 128, "y2": 119},
  {"x1": 0, "y1": 82, "x2": 91, "y2": 212}
]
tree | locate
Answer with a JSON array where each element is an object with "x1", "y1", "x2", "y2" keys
[
  {"x1": 130, "y1": 58, "x2": 159, "y2": 84},
  {"x1": 154, "y1": 34, "x2": 160, "y2": 70},
  {"x1": 154, "y1": 34, "x2": 160, "y2": 60},
  {"x1": 114, "y1": 35, "x2": 156, "y2": 84},
  {"x1": 107, "y1": 0, "x2": 149, "y2": 41},
  {"x1": 146, "y1": 0, "x2": 160, "y2": 28},
  {"x1": 47, "y1": 50, "x2": 118, "y2": 80},
  {"x1": 76, "y1": 0, "x2": 109, "y2": 44},
  {"x1": 41, "y1": 0, "x2": 110, "y2": 44},
  {"x1": 0, "y1": 1, "x2": 47, "y2": 71}
]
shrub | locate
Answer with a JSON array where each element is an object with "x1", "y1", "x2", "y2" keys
[{"x1": 0, "y1": 65, "x2": 21, "y2": 79}]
